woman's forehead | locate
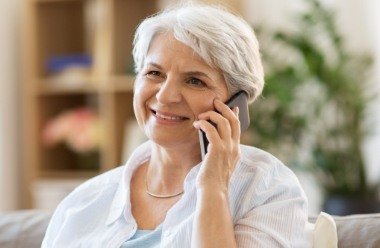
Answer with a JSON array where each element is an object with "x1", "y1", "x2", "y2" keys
[{"x1": 145, "y1": 33, "x2": 216, "y2": 72}]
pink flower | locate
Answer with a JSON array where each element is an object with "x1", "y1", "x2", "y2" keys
[{"x1": 42, "y1": 107, "x2": 102, "y2": 153}]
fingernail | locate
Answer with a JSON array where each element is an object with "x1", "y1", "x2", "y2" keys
[
  {"x1": 235, "y1": 107, "x2": 239, "y2": 116},
  {"x1": 193, "y1": 121, "x2": 200, "y2": 129}
]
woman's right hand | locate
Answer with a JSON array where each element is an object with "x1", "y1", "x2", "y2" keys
[{"x1": 193, "y1": 99, "x2": 241, "y2": 194}]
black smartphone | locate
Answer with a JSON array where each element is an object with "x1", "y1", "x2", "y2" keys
[{"x1": 198, "y1": 91, "x2": 250, "y2": 160}]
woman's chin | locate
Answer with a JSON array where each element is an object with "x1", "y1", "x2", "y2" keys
[{"x1": 147, "y1": 132, "x2": 198, "y2": 149}]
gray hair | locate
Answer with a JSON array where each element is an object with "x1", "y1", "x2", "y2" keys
[{"x1": 132, "y1": 3, "x2": 264, "y2": 103}]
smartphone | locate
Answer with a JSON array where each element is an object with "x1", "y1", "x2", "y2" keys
[{"x1": 198, "y1": 91, "x2": 250, "y2": 160}]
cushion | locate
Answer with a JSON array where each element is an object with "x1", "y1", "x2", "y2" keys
[
  {"x1": 310, "y1": 213, "x2": 380, "y2": 248},
  {"x1": 313, "y1": 212, "x2": 338, "y2": 248},
  {"x1": 334, "y1": 214, "x2": 380, "y2": 248},
  {"x1": 0, "y1": 210, "x2": 51, "y2": 248}
]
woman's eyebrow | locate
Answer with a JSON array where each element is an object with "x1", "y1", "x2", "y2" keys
[
  {"x1": 184, "y1": 71, "x2": 212, "y2": 80},
  {"x1": 146, "y1": 61, "x2": 214, "y2": 80},
  {"x1": 146, "y1": 62, "x2": 163, "y2": 70}
]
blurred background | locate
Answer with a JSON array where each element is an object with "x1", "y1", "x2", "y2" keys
[{"x1": 0, "y1": 0, "x2": 379, "y2": 216}]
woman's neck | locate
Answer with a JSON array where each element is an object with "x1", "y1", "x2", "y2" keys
[{"x1": 147, "y1": 142, "x2": 201, "y2": 193}]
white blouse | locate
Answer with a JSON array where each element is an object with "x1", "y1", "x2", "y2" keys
[{"x1": 42, "y1": 141, "x2": 313, "y2": 247}]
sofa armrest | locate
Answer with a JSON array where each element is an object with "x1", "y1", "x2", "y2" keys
[
  {"x1": 310, "y1": 213, "x2": 380, "y2": 248},
  {"x1": 0, "y1": 210, "x2": 51, "y2": 248}
]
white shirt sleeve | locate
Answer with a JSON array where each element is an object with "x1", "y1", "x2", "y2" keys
[{"x1": 233, "y1": 160, "x2": 312, "y2": 248}]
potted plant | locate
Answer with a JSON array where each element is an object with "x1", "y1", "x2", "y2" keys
[{"x1": 248, "y1": 0, "x2": 379, "y2": 215}]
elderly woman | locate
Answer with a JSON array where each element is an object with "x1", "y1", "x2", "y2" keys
[{"x1": 42, "y1": 3, "x2": 311, "y2": 248}]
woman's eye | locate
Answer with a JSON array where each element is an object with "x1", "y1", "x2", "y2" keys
[
  {"x1": 146, "y1": 71, "x2": 161, "y2": 78},
  {"x1": 188, "y1": 77, "x2": 206, "y2": 88}
]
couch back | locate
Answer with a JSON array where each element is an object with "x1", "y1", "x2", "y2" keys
[
  {"x1": 0, "y1": 210, "x2": 379, "y2": 247},
  {"x1": 309, "y1": 213, "x2": 380, "y2": 248}
]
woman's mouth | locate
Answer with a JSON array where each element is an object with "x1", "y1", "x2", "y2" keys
[{"x1": 151, "y1": 109, "x2": 189, "y2": 122}]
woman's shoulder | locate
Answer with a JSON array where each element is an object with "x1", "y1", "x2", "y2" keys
[
  {"x1": 234, "y1": 144, "x2": 304, "y2": 194},
  {"x1": 43, "y1": 166, "x2": 127, "y2": 244},
  {"x1": 230, "y1": 145, "x2": 307, "y2": 218},
  {"x1": 238, "y1": 144, "x2": 291, "y2": 174}
]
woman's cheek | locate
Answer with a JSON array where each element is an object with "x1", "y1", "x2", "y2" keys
[
  {"x1": 197, "y1": 98, "x2": 217, "y2": 116},
  {"x1": 196, "y1": 89, "x2": 227, "y2": 115}
]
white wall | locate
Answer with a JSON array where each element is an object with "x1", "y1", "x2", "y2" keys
[
  {"x1": 243, "y1": 0, "x2": 380, "y2": 215},
  {"x1": 0, "y1": 0, "x2": 21, "y2": 211}
]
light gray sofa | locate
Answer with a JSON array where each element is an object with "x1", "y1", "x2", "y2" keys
[
  {"x1": 0, "y1": 210, "x2": 379, "y2": 247},
  {"x1": 0, "y1": 210, "x2": 51, "y2": 248},
  {"x1": 309, "y1": 214, "x2": 380, "y2": 247}
]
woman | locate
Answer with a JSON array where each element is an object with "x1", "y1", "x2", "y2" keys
[{"x1": 42, "y1": 3, "x2": 312, "y2": 248}]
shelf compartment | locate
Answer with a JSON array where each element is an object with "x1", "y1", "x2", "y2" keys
[
  {"x1": 35, "y1": 0, "x2": 93, "y2": 78},
  {"x1": 35, "y1": 78, "x2": 100, "y2": 95},
  {"x1": 111, "y1": 0, "x2": 157, "y2": 75},
  {"x1": 37, "y1": 94, "x2": 102, "y2": 172}
]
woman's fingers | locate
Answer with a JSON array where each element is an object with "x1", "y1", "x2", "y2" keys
[
  {"x1": 215, "y1": 99, "x2": 241, "y2": 141},
  {"x1": 196, "y1": 111, "x2": 231, "y2": 140},
  {"x1": 197, "y1": 99, "x2": 241, "y2": 141},
  {"x1": 193, "y1": 119, "x2": 221, "y2": 145}
]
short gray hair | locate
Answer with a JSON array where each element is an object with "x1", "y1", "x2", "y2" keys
[{"x1": 132, "y1": 3, "x2": 264, "y2": 103}]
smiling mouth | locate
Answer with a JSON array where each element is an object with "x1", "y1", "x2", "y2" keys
[{"x1": 151, "y1": 110, "x2": 189, "y2": 121}]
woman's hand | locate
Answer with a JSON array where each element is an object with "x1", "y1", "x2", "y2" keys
[
  {"x1": 193, "y1": 98, "x2": 241, "y2": 194},
  {"x1": 191, "y1": 98, "x2": 240, "y2": 248}
]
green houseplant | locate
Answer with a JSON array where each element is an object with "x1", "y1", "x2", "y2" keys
[{"x1": 249, "y1": 0, "x2": 379, "y2": 214}]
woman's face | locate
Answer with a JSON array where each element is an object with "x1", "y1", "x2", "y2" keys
[{"x1": 133, "y1": 33, "x2": 229, "y2": 149}]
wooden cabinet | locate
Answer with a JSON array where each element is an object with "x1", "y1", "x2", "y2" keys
[{"x1": 21, "y1": 0, "x2": 158, "y2": 208}]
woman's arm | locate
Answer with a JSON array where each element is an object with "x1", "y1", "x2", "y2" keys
[
  {"x1": 192, "y1": 99, "x2": 240, "y2": 247},
  {"x1": 192, "y1": 188, "x2": 237, "y2": 248}
]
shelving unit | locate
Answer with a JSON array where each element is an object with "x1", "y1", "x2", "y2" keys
[{"x1": 21, "y1": 0, "x2": 158, "y2": 208}]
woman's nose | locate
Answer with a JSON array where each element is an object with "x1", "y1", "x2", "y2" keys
[{"x1": 156, "y1": 76, "x2": 182, "y2": 104}]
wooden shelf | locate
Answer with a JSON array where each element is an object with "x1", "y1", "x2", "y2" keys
[
  {"x1": 35, "y1": 79, "x2": 99, "y2": 95},
  {"x1": 32, "y1": 74, "x2": 135, "y2": 95},
  {"x1": 21, "y1": 0, "x2": 159, "y2": 208}
]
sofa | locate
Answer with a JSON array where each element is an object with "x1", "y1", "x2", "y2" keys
[
  {"x1": 0, "y1": 210, "x2": 379, "y2": 247},
  {"x1": 0, "y1": 210, "x2": 51, "y2": 248},
  {"x1": 309, "y1": 214, "x2": 380, "y2": 247}
]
